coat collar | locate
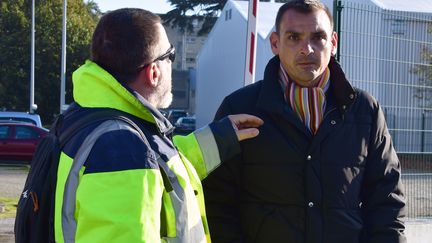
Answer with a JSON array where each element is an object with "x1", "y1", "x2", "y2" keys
[
  {"x1": 257, "y1": 56, "x2": 356, "y2": 116},
  {"x1": 72, "y1": 60, "x2": 174, "y2": 135}
]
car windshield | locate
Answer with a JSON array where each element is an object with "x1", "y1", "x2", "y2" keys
[{"x1": 182, "y1": 118, "x2": 195, "y2": 124}]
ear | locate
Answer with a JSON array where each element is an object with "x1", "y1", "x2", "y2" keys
[
  {"x1": 139, "y1": 63, "x2": 160, "y2": 88},
  {"x1": 269, "y1": 32, "x2": 280, "y2": 55},
  {"x1": 331, "y1": 31, "x2": 338, "y2": 56}
]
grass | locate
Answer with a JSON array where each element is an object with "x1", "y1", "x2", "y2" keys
[
  {"x1": 0, "y1": 197, "x2": 19, "y2": 219},
  {"x1": 0, "y1": 163, "x2": 30, "y2": 170}
]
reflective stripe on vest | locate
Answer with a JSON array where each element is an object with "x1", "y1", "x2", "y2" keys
[
  {"x1": 194, "y1": 127, "x2": 221, "y2": 176},
  {"x1": 61, "y1": 120, "x2": 206, "y2": 242}
]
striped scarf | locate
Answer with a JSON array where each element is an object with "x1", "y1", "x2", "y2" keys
[{"x1": 278, "y1": 64, "x2": 331, "y2": 134}]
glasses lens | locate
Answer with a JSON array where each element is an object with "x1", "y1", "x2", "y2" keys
[
  {"x1": 139, "y1": 44, "x2": 175, "y2": 69},
  {"x1": 154, "y1": 45, "x2": 175, "y2": 63},
  {"x1": 168, "y1": 51, "x2": 175, "y2": 62}
]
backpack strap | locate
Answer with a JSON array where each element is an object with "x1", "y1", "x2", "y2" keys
[{"x1": 56, "y1": 109, "x2": 141, "y2": 147}]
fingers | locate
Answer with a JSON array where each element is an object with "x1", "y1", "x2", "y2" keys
[
  {"x1": 237, "y1": 128, "x2": 260, "y2": 141},
  {"x1": 228, "y1": 114, "x2": 264, "y2": 141},
  {"x1": 228, "y1": 114, "x2": 264, "y2": 128}
]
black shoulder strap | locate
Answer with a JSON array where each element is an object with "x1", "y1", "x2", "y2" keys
[
  {"x1": 57, "y1": 109, "x2": 138, "y2": 147},
  {"x1": 57, "y1": 108, "x2": 174, "y2": 192}
]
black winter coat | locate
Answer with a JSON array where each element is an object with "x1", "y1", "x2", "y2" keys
[{"x1": 203, "y1": 56, "x2": 406, "y2": 243}]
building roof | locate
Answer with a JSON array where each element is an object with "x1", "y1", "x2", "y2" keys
[
  {"x1": 232, "y1": 0, "x2": 283, "y2": 39},
  {"x1": 371, "y1": 0, "x2": 432, "y2": 13},
  {"x1": 231, "y1": 0, "x2": 431, "y2": 40}
]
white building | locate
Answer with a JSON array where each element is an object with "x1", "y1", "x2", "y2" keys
[{"x1": 195, "y1": 0, "x2": 283, "y2": 127}]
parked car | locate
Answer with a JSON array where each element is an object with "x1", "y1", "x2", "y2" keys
[
  {"x1": 167, "y1": 109, "x2": 189, "y2": 124},
  {"x1": 0, "y1": 122, "x2": 48, "y2": 163},
  {"x1": 174, "y1": 116, "x2": 196, "y2": 134},
  {"x1": 0, "y1": 111, "x2": 43, "y2": 127}
]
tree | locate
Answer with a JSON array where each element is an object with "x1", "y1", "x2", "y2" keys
[
  {"x1": 0, "y1": 0, "x2": 100, "y2": 125},
  {"x1": 412, "y1": 24, "x2": 432, "y2": 108},
  {"x1": 163, "y1": 0, "x2": 289, "y2": 35}
]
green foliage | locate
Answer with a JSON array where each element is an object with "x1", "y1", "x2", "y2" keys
[
  {"x1": 164, "y1": 0, "x2": 289, "y2": 35},
  {"x1": 0, "y1": 0, "x2": 100, "y2": 125},
  {"x1": 163, "y1": 0, "x2": 225, "y2": 35}
]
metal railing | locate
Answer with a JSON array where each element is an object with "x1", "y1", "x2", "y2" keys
[{"x1": 335, "y1": 0, "x2": 432, "y2": 218}]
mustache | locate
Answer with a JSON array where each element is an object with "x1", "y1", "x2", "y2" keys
[{"x1": 295, "y1": 57, "x2": 317, "y2": 64}]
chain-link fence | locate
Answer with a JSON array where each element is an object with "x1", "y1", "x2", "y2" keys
[{"x1": 334, "y1": 0, "x2": 432, "y2": 218}]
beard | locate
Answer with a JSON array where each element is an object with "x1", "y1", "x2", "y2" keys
[
  {"x1": 156, "y1": 90, "x2": 173, "y2": 109},
  {"x1": 154, "y1": 77, "x2": 173, "y2": 109}
]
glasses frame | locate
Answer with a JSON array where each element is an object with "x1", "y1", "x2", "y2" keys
[
  {"x1": 154, "y1": 44, "x2": 175, "y2": 63},
  {"x1": 138, "y1": 44, "x2": 175, "y2": 70}
]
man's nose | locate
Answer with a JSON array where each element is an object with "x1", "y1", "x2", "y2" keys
[{"x1": 299, "y1": 40, "x2": 314, "y2": 56}]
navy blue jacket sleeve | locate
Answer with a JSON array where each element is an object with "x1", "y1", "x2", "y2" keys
[{"x1": 360, "y1": 104, "x2": 406, "y2": 243}]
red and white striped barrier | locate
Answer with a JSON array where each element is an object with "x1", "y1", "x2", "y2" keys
[{"x1": 244, "y1": 0, "x2": 259, "y2": 86}]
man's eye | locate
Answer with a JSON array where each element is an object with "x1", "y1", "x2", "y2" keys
[
  {"x1": 313, "y1": 34, "x2": 327, "y2": 40},
  {"x1": 287, "y1": 35, "x2": 299, "y2": 41}
]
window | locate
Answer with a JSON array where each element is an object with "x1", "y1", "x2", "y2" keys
[
  {"x1": 172, "y1": 91, "x2": 187, "y2": 98},
  {"x1": 0, "y1": 125, "x2": 10, "y2": 139},
  {"x1": 225, "y1": 9, "x2": 232, "y2": 21},
  {"x1": 391, "y1": 19, "x2": 406, "y2": 35},
  {"x1": 192, "y1": 19, "x2": 198, "y2": 28},
  {"x1": 15, "y1": 126, "x2": 39, "y2": 139},
  {"x1": 182, "y1": 118, "x2": 195, "y2": 125},
  {"x1": 186, "y1": 37, "x2": 196, "y2": 43}
]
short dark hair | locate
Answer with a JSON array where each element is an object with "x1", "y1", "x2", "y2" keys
[
  {"x1": 275, "y1": 0, "x2": 333, "y2": 33},
  {"x1": 91, "y1": 8, "x2": 161, "y2": 82}
]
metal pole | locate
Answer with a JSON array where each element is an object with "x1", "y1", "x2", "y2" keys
[
  {"x1": 244, "y1": 0, "x2": 258, "y2": 86},
  {"x1": 421, "y1": 110, "x2": 426, "y2": 152},
  {"x1": 333, "y1": 0, "x2": 343, "y2": 62},
  {"x1": 29, "y1": 0, "x2": 37, "y2": 113},
  {"x1": 60, "y1": 0, "x2": 67, "y2": 113},
  {"x1": 182, "y1": 33, "x2": 186, "y2": 70}
]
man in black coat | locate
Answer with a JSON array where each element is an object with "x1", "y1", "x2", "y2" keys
[{"x1": 202, "y1": 1, "x2": 406, "y2": 242}]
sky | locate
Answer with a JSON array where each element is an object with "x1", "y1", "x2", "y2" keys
[{"x1": 93, "y1": 0, "x2": 174, "y2": 14}]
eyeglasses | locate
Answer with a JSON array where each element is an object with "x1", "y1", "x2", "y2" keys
[
  {"x1": 154, "y1": 44, "x2": 175, "y2": 63},
  {"x1": 138, "y1": 44, "x2": 176, "y2": 70}
]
